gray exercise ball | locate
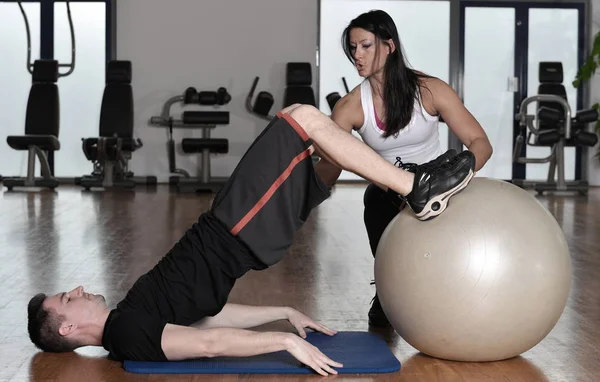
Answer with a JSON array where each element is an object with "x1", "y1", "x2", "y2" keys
[{"x1": 374, "y1": 177, "x2": 572, "y2": 362}]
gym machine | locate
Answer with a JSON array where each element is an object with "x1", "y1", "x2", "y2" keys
[
  {"x1": 246, "y1": 62, "x2": 316, "y2": 120},
  {"x1": 4, "y1": 60, "x2": 61, "y2": 191},
  {"x1": 149, "y1": 87, "x2": 231, "y2": 193},
  {"x1": 3, "y1": 1, "x2": 75, "y2": 190},
  {"x1": 514, "y1": 93, "x2": 598, "y2": 195},
  {"x1": 79, "y1": 61, "x2": 157, "y2": 190},
  {"x1": 514, "y1": 95, "x2": 598, "y2": 194},
  {"x1": 513, "y1": 62, "x2": 598, "y2": 195}
]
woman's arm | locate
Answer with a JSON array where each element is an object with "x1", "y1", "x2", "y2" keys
[{"x1": 426, "y1": 78, "x2": 493, "y2": 171}]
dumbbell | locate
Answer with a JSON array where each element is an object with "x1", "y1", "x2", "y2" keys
[{"x1": 184, "y1": 87, "x2": 232, "y2": 105}]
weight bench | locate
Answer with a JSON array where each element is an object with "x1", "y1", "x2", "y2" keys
[
  {"x1": 149, "y1": 87, "x2": 231, "y2": 193},
  {"x1": 80, "y1": 61, "x2": 157, "y2": 190},
  {"x1": 4, "y1": 60, "x2": 61, "y2": 191},
  {"x1": 513, "y1": 62, "x2": 598, "y2": 195}
]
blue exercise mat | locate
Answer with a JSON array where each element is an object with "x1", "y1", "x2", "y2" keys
[{"x1": 123, "y1": 331, "x2": 401, "y2": 374}]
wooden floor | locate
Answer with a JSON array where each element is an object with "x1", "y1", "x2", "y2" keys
[{"x1": 1, "y1": 182, "x2": 599, "y2": 382}]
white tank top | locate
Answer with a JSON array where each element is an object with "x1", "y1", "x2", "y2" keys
[{"x1": 356, "y1": 79, "x2": 442, "y2": 165}]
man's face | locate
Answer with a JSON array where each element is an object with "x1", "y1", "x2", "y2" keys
[{"x1": 43, "y1": 286, "x2": 108, "y2": 336}]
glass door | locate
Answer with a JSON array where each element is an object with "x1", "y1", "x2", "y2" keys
[
  {"x1": 461, "y1": 5, "x2": 516, "y2": 180},
  {"x1": 459, "y1": 1, "x2": 585, "y2": 182}
]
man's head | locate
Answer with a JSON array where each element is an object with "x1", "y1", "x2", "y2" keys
[{"x1": 28, "y1": 286, "x2": 109, "y2": 352}]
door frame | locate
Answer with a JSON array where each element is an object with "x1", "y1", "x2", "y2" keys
[{"x1": 451, "y1": 0, "x2": 589, "y2": 181}]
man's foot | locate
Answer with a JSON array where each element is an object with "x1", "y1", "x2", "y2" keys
[
  {"x1": 394, "y1": 149, "x2": 458, "y2": 173},
  {"x1": 368, "y1": 292, "x2": 391, "y2": 327},
  {"x1": 405, "y1": 150, "x2": 476, "y2": 220}
]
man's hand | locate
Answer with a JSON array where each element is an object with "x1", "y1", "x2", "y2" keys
[
  {"x1": 286, "y1": 308, "x2": 337, "y2": 338},
  {"x1": 285, "y1": 334, "x2": 344, "y2": 376}
]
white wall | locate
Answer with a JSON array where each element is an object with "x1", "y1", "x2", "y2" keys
[{"x1": 117, "y1": 0, "x2": 318, "y2": 182}]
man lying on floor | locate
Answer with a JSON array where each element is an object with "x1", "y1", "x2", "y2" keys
[{"x1": 27, "y1": 104, "x2": 476, "y2": 376}]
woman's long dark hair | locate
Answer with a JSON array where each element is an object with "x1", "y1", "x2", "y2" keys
[{"x1": 342, "y1": 10, "x2": 430, "y2": 138}]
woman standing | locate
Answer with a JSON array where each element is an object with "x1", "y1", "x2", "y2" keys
[{"x1": 315, "y1": 10, "x2": 493, "y2": 327}]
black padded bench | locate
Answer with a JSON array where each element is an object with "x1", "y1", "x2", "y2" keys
[{"x1": 4, "y1": 60, "x2": 61, "y2": 191}]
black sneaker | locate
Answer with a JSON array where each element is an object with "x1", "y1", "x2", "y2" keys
[
  {"x1": 394, "y1": 149, "x2": 458, "y2": 173},
  {"x1": 405, "y1": 150, "x2": 476, "y2": 220},
  {"x1": 389, "y1": 150, "x2": 459, "y2": 208},
  {"x1": 368, "y1": 292, "x2": 391, "y2": 327}
]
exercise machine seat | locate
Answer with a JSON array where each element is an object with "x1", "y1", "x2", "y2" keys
[
  {"x1": 182, "y1": 138, "x2": 229, "y2": 154},
  {"x1": 536, "y1": 62, "x2": 567, "y2": 139},
  {"x1": 100, "y1": 60, "x2": 135, "y2": 140},
  {"x1": 6, "y1": 60, "x2": 61, "y2": 151},
  {"x1": 7, "y1": 135, "x2": 60, "y2": 151},
  {"x1": 180, "y1": 111, "x2": 230, "y2": 154},
  {"x1": 83, "y1": 60, "x2": 139, "y2": 161},
  {"x1": 533, "y1": 62, "x2": 598, "y2": 148},
  {"x1": 283, "y1": 62, "x2": 316, "y2": 107}
]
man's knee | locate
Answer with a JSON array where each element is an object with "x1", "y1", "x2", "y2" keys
[
  {"x1": 288, "y1": 104, "x2": 322, "y2": 133},
  {"x1": 280, "y1": 103, "x2": 303, "y2": 115}
]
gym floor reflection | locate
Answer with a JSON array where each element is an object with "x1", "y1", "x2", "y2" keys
[{"x1": 1, "y1": 184, "x2": 599, "y2": 381}]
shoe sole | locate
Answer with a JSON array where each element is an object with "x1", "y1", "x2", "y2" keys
[{"x1": 415, "y1": 169, "x2": 475, "y2": 221}]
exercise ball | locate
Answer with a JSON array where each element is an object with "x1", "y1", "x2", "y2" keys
[{"x1": 374, "y1": 177, "x2": 571, "y2": 362}]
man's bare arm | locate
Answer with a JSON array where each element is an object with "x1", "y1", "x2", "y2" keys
[
  {"x1": 161, "y1": 324, "x2": 343, "y2": 376},
  {"x1": 191, "y1": 303, "x2": 337, "y2": 338},
  {"x1": 191, "y1": 303, "x2": 289, "y2": 330}
]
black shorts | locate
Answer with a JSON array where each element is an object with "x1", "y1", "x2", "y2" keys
[{"x1": 211, "y1": 112, "x2": 330, "y2": 266}]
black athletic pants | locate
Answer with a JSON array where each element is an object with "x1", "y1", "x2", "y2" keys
[
  {"x1": 211, "y1": 112, "x2": 331, "y2": 266},
  {"x1": 363, "y1": 183, "x2": 406, "y2": 257}
]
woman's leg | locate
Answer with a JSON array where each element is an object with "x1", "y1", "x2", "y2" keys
[
  {"x1": 362, "y1": 150, "x2": 457, "y2": 326},
  {"x1": 363, "y1": 184, "x2": 402, "y2": 327},
  {"x1": 363, "y1": 184, "x2": 403, "y2": 257}
]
